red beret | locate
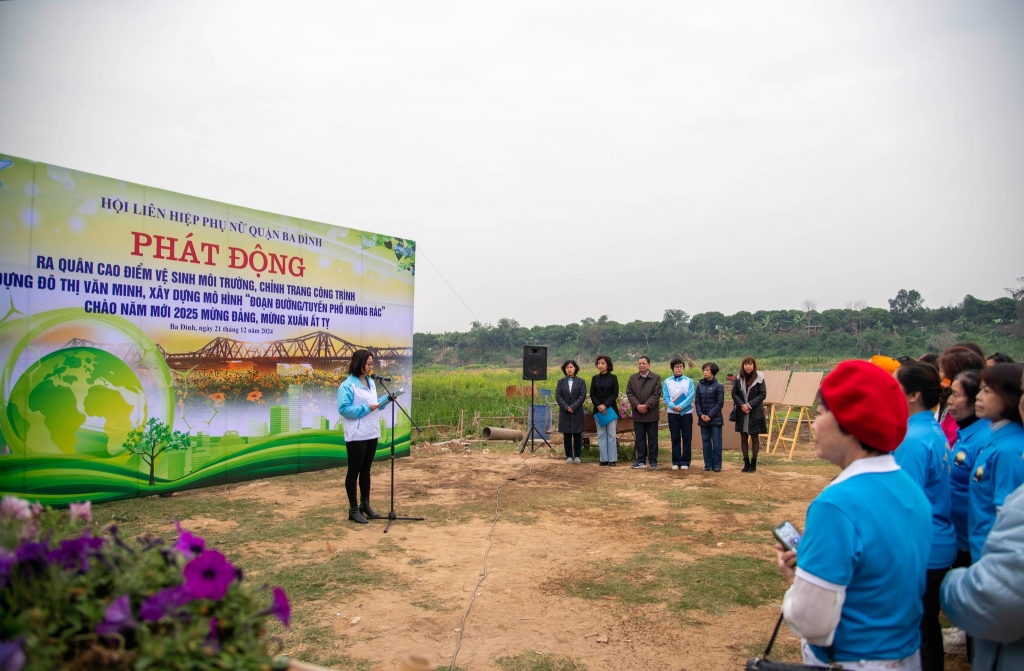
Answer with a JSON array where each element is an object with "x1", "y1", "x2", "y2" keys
[{"x1": 820, "y1": 359, "x2": 908, "y2": 452}]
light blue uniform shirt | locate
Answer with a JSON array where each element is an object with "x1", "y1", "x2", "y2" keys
[
  {"x1": 796, "y1": 456, "x2": 931, "y2": 662},
  {"x1": 968, "y1": 421, "x2": 1024, "y2": 562},
  {"x1": 893, "y1": 410, "x2": 958, "y2": 569},
  {"x1": 949, "y1": 418, "x2": 991, "y2": 551}
]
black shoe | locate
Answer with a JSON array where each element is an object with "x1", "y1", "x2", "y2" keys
[
  {"x1": 703, "y1": 467, "x2": 711, "y2": 471},
  {"x1": 349, "y1": 507, "x2": 368, "y2": 524},
  {"x1": 609, "y1": 461, "x2": 618, "y2": 466},
  {"x1": 360, "y1": 499, "x2": 382, "y2": 519},
  {"x1": 713, "y1": 469, "x2": 721, "y2": 472},
  {"x1": 750, "y1": 459, "x2": 757, "y2": 472},
  {"x1": 599, "y1": 461, "x2": 608, "y2": 466},
  {"x1": 742, "y1": 457, "x2": 751, "y2": 472}
]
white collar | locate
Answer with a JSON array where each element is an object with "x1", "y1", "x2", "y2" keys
[
  {"x1": 827, "y1": 454, "x2": 899, "y2": 488},
  {"x1": 991, "y1": 419, "x2": 1010, "y2": 432}
]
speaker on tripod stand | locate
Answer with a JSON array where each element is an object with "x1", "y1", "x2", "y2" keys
[{"x1": 520, "y1": 346, "x2": 553, "y2": 453}]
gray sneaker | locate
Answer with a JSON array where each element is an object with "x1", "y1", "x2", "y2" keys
[
  {"x1": 649, "y1": 463, "x2": 659, "y2": 470},
  {"x1": 631, "y1": 462, "x2": 647, "y2": 469},
  {"x1": 566, "y1": 457, "x2": 573, "y2": 463},
  {"x1": 574, "y1": 457, "x2": 581, "y2": 464}
]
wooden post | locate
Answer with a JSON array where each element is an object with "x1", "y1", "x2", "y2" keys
[
  {"x1": 771, "y1": 406, "x2": 794, "y2": 455},
  {"x1": 458, "y1": 409, "x2": 464, "y2": 438}
]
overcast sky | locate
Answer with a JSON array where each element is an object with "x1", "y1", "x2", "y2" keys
[{"x1": 1, "y1": 1, "x2": 1022, "y2": 333}]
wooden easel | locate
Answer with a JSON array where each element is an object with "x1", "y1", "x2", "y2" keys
[
  {"x1": 769, "y1": 372, "x2": 823, "y2": 460},
  {"x1": 759, "y1": 371, "x2": 791, "y2": 451}
]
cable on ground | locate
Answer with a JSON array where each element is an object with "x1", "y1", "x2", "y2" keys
[{"x1": 449, "y1": 458, "x2": 534, "y2": 671}]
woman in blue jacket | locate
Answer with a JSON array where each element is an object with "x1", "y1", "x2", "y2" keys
[
  {"x1": 946, "y1": 369, "x2": 991, "y2": 568},
  {"x1": 337, "y1": 349, "x2": 392, "y2": 524},
  {"x1": 694, "y1": 362, "x2": 724, "y2": 472},
  {"x1": 968, "y1": 363, "x2": 1024, "y2": 561},
  {"x1": 893, "y1": 361, "x2": 958, "y2": 671}
]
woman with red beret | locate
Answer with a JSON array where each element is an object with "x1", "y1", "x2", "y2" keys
[{"x1": 776, "y1": 360, "x2": 932, "y2": 670}]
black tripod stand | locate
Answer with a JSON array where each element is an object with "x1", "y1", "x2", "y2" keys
[
  {"x1": 519, "y1": 379, "x2": 554, "y2": 454},
  {"x1": 374, "y1": 376, "x2": 425, "y2": 533}
]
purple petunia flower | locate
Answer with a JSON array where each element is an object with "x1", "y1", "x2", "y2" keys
[
  {"x1": 174, "y1": 521, "x2": 205, "y2": 558},
  {"x1": 96, "y1": 595, "x2": 137, "y2": 637},
  {"x1": 183, "y1": 550, "x2": 234, "y2": 600},
  {"x1": 48, "y1": 530, "x2": 103, "y2": 573},
  {"x1": 14, "y1": 540, "x2": 49, "y2": 572},
  {"x1": 68, "y1": 501, "x2": 92, "y2": 523},
  {"x1": 139, "y1": 585, "x2": 193, "y2": 621},
  {"x1": 259, "y1": 586, "x2": 291, "y2": 628},
  {"x1": 0, "y1": 638, "x2": 26, "y2": 671}
]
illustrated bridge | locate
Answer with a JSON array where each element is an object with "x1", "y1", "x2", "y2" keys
[{"x1": 66, "y1": 331, "x2": 412, "y2": 372}]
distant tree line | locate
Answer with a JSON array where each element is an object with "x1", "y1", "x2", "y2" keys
[{"x1": 413, "y1": 283, "x2": 1024, "y2": 367}]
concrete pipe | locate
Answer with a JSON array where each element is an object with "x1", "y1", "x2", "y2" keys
[{"x1": 481, "y1": 426, "x2": 523, "y2": 441}]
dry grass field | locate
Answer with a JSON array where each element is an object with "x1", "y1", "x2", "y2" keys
[{"x1": 90, "y1": 438, "x2": 971, "y2": 671}]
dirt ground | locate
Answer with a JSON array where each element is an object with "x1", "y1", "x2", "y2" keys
[{"x1": 136, "y1": 440, "x2": 971, "y2": 671}]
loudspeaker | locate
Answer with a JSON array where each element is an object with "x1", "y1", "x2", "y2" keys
[{"x1": 522, "y1": 345, "x2": 548, "y2": 381}]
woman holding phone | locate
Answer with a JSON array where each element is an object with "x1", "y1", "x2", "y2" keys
[
  {"x1": 337, "y1": 349, "x2": 393, "y2": 524},
  {"x1": 776, "y1": 360, "x2": 931, "y2": 668}
]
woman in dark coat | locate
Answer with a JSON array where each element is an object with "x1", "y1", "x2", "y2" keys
[
  {"x1": 556, "y1": 359, "x2": 587, "y2": 463},
  {"x1": 731, "y1": 356, "x2": 767, "y2": 472}
]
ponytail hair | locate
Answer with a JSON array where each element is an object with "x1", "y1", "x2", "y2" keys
[{"x1": 895, "y1": 360, "x2": 942, "y2": 409}]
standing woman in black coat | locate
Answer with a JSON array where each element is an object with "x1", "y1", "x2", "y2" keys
[
  {"x1": 731, "y1": 356, "x2": 767, "y2": 472},
  {"x1": 556, "y1": 360, "x2": 587, "y2": 463}
]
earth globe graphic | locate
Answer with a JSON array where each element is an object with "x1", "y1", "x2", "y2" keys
[{"x1": 8, "y1": 346, "x2": 147, "y2": 457}]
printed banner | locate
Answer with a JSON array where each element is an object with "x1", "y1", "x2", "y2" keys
[{"x1": 0, "y1": 154, "x2": 414, "y2": 505}]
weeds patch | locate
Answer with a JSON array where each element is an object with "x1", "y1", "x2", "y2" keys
[{"x1": 495, "y1": 650, "x2": 588, "y2": 671}]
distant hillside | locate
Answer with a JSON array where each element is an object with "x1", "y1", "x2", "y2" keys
[{"x1": 414, "y1": 287, "x2": 1024, "y2": 366}]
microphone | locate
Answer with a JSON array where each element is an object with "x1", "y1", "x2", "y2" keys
[{"x1": 372, "y1": 374, "x2": 393, "y2": 383}]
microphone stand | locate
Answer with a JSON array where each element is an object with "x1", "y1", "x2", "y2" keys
[{"x1": 373, "y1": 376, "x2": 425, "y2": 533}]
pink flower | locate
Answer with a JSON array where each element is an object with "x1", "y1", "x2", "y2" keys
[
  {"x1": 183, "y1": 550, "x2": 235, "y2": 600},
  {"x1": 0, "y1": 496, "x2": 30, "y2": 522},
  {"x1": 68, "y1": 501, "x2": 92, "y2": 523}
]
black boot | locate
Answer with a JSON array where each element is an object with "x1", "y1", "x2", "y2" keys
[
  {"x1": 349, "y1": 506, "x2": 368, "y2": 524},
  {"x1": 750, "y1": 458, "x2": 757, "y2": 472},
  {"x1": 742, "y1": 456, "x2": 751, "y2": 472},
  {"x1": 360, "y1": 497, "x2": 381, "y2": 519}
]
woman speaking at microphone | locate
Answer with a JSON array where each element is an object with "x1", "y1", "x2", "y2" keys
[{"x1": 337, "y1": 349, "x2": 392, "y2": 524}]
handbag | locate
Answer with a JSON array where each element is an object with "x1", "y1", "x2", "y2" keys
[
  {"x1": 594, "y1": 406, "x2": 617, "y2": 427},
  {"x1": 729, "y1": 406, "x2": 738, "y2": 422},
  {"x1": 745, "y1": 613, "x2": 842, "y2": 670}
]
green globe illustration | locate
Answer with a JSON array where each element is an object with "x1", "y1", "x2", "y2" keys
[{"x1": 7, "y1": 347, "x2": 147, "y2": 457}]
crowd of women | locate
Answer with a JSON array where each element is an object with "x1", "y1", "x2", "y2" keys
[
  {"x1": 553, "y1": 354, "x2": 767, "y2": 471},
  {"x1": 336, "y1": 346, "x2": 1023, "y2": 669},
  {"x1": 775, "y1": 345, "x2": 1023, "y2": 671}
]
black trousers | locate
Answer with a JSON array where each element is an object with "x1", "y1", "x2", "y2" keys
[
  {"x1": 634, "y1": 420, "x2": 659, "y2": 465},
  {"x1": 563, "y1": 432, "x2": 582, "y2": 458},
  {"x1": 668, "y1": 413, "x2": 692, "y2": 466},
  {"x1": 345, "y1": 438, "x2": 378, "y2": 507},
  {"x1": 920, "y1": 566, "x2": 950, "y2": 671}
]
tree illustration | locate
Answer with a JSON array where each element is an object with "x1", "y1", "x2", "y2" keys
[{"x1": 122, "y1": 417, "x2": 191, "y2": 486}]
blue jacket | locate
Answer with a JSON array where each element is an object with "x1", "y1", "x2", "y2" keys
[
  {"x1": 967, "y1": 421, "x2": 1024, "y2": 561},
  {"x1": 694, "y1": 377, "x2": 724, "y2": 427},
  {"x1": 893, "y1": 410, "x2": 958, "y2": 569},
  {"x1": 337, "y1": 374, "x2": 392, "y2": 441},
  {"x1": 663, "y1": 375, "x2": 695, "y2": 415},
  {"x1": 950, "y1": 418, "x2": 992, "y2": 551},
  {"x1": 942, "y1": 482, "x2": 1024, "y2": 671}
]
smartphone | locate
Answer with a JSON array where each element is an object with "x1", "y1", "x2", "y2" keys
[{"x1": 773, "y1": 521, "x2": 802, "y2": 552}]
